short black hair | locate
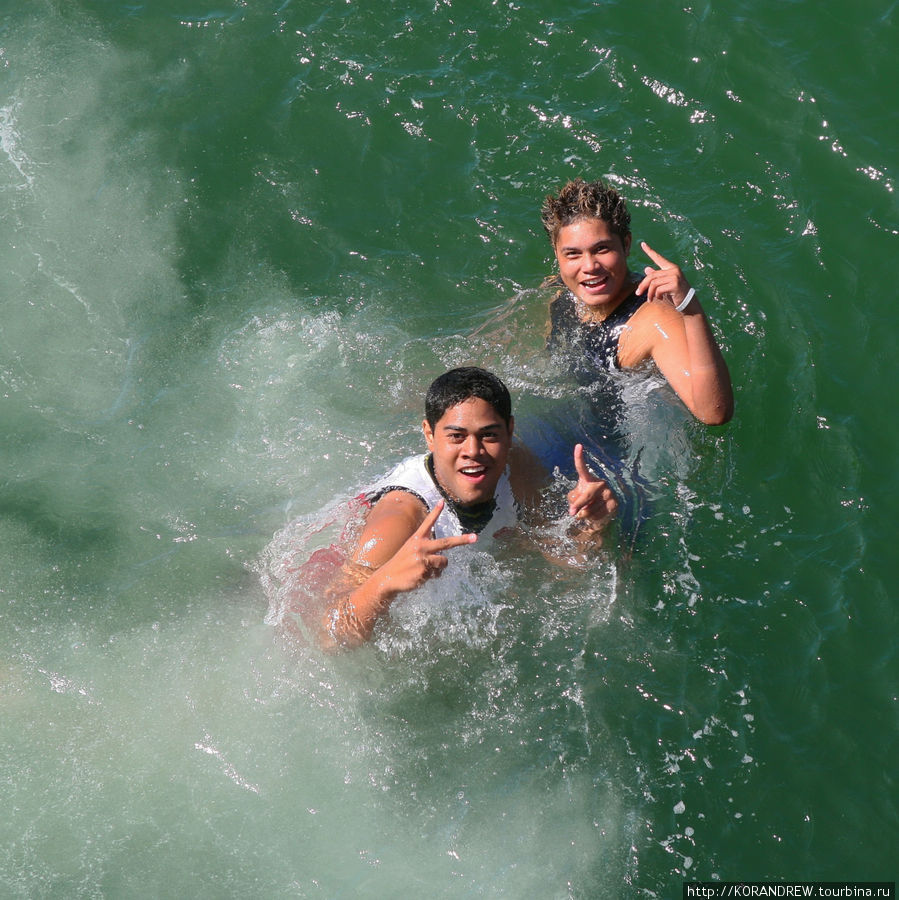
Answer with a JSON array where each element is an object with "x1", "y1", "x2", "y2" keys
[
  {"x1": 541, "y1": 177, "x2": 631, "y2": 247},
  {"x1": 425, "y1": 367, "x2": 512, "y2": 428}
]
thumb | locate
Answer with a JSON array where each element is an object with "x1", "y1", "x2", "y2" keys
[{"x1": 573, "y1": 444, "x2": 593, "y2": 482}]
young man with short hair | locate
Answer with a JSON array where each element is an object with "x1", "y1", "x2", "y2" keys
[{"x1": 321, "y1": 367, "x2": 618, "y2": 647}]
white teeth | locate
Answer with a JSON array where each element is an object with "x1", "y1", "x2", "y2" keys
[{"x1": 461, "y1": 467, "x2": 485, "y2": 475}]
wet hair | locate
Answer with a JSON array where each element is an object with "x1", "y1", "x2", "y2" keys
[
  {"x1": 425, "y1": 367, "x2": 512, "y2": 428},
  {"x1": 540, "y1": 177, "x2": 631, "y2": 247}
]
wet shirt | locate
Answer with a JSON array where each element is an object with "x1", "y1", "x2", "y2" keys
[
  {"x1": 365, "y1": 453, "x2": 519, "y2": 540},
  {"x1": 547, "y1": 284, "x2": 647, "y2": 372},
  {"x1": 542, "y1": 279, "x2": 649, "y2": 460}
]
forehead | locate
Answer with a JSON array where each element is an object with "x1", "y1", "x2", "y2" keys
[
  {"x1": 555, "y1": 217, "x2": 619, "y2": 248},
  {"x1": 434, "y1": 397, "x2": 507, "y2": 431}
]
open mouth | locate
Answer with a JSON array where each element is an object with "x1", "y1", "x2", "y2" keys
[
  {"x1": 581, "y1": 277, "x2": 609, "y2": 292},
  {"x1": 459, "y1": 465, "x2": 488, "y2": 481}
]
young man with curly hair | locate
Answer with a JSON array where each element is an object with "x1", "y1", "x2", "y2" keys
[{"x1": 542, "y1": 178, "x2": 734, "y2": 426}]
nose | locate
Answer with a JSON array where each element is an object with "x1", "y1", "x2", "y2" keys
[{"x1": 461, "y1": 434, "x2": 484, "y2": 456}]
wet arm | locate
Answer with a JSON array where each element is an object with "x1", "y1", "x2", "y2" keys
[
  {"x1": 631, "y1": 242, "x2": 734, "y2": 425},
  {"x1": 322, "y1": 494, "x2": 476, "y2": 648},
  {"x1": 656, "y1": 297, "x2": 734, "y2": 425},
  {"x1": 321, "y1": 493, "x2": 425, "y2": 648}
]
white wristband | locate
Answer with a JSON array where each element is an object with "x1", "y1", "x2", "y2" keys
[{"x1": 675, "y1": 287, "x2": 696, "y2": 312}]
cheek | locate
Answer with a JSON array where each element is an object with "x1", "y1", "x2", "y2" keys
[
  {"x1": 433, "y1": 447, "x2": 457, "y2": 470},
  {"x1": 490, "y1": 445, "x2": 509, "y2": 466}
]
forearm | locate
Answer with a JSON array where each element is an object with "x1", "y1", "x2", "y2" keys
[
  {"x1": 680, "y1": 300, "x2": 734, "y2": 424},
  {"x1": 318, "y1": 496, "x2": 472, "y2": 648},
  {"x1": 635, "y1": 244, "x2": 735, "y2": 425},
  {"x1": 321, "y1": 566, "x2": 398, "y2": 649}
]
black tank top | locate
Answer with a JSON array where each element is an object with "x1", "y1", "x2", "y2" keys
[{"x1": 548, "y1": 285, "x2": 647, "y2": 371}]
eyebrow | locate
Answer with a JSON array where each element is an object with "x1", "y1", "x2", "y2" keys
[
  {"x1": 559, "y1": 239, "x2": 614, "y2": 253},
  {"x1": 440, "y1": 424, "x2": 504, "y2": 434}
]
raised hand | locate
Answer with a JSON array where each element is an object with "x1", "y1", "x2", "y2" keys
[
  {"x1": 636, "y1": 241, "x2": 694, "y2": 310},
  {"x1": 323, "y1": 499, "x2": 478, "y2": 648},
  {"x1": 377, "y1": 500, "x2": 477, "y2": 594},
  {"x1": 567, "y1": 444, "x2": 619, "y2": 534}
]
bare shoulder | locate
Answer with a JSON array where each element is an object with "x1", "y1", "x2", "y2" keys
[
  {"x1": 352, "y1": 490, "x2": 428, "y2": 568},
  {"x1": 508, "y1": 442, "x2": 549, "y2": 510},
  {"x1": 364, "y1": 489, "x2": 428, "y2": 530},
  {"x1": 629, "y1": 297, "x2": 685, "y2": 332},
  {"x1": 618, "y1": 299, "x2": 686, "y2": 367}
]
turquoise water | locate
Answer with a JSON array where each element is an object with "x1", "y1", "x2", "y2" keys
[{"x1": 1, "y1": 0, "x2": 896, "y2": 896}]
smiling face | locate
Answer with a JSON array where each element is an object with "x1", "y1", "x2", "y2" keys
[
  {"x1": 554, "y1": 217, "x2": 633, "y2": 321},
  {"x1": 422, "y1": 398, "x2": 513, "y2": 507}
]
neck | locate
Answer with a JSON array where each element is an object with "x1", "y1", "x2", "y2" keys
[
  {"x1": 571, "y1": 276, "x2": 637, "y2": 324},
  {"x1": 425, "y1": 454, "x2": 497, "y2": 534},
  {"x1": 576, "y1": 301, "x2": 617, "y2": 324}
]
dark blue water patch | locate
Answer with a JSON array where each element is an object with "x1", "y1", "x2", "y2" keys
[{"x1": 513, "y1": 375, "x2": 662, "y2": 547}]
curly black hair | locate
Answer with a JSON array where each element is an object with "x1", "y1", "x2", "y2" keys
[{"x1": 540, "y1": 178, "x2": 631, "y2": 247}]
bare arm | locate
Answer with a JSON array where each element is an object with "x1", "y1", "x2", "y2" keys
[
  {"x1": 621, "y1": 242, "x2": 734, "y2": 425},
  {"x1": 322, "y1": 494, "x2": 476, "y2": 648}
]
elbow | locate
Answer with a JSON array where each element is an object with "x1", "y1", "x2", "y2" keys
[
  {"x1": 694, "y1": 380, "x2": 735, "y2": 426},
  {"x1": 699, "y1": 399, "x2": 734, "y2": 426}
]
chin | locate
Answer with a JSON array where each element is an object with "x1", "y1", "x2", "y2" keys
[
  {"x1": 453, "y1": 485, "x2": 492, "y2": 506},
  {"x1": 578, "y1": 294, "x2": 612, "y2": 307}
]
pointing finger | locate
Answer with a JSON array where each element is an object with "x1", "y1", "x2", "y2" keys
[
  {"x1": 427, "y1": 534, "x2": 478, "y2": 553},
  {"x1": 640, "y1": 241, "x2": 672, "y2": 269},
  {"x1": 427, "y1": 532, "x2": 478, "y2": 553}
]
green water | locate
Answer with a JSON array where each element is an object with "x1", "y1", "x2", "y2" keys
[{"x1": 1, "y1": 0, "x2": 896, "y2": 896}]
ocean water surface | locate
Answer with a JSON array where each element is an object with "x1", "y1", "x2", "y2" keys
[{"x1": 1, "y1": 0, "x2": 896, "y2": 896}]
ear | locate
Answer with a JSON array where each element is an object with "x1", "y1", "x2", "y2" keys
[
  {"x1": 507, "y1": 415, "x2": 515, "y2": 439},
  {"x1": 422, "y1": 419, "x2": 435, "y2": 450},
  {"x1": 623, "y1": 233, "x2": 632, "y2": 257}
]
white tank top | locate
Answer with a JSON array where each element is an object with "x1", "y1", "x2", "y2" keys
[{"x1": 366, "y1": 454, "x2": 518, "y2": 542}]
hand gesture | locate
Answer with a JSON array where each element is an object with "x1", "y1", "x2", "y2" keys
[
  {"x1": 636, "y1": 241, "x2": 694, "y2": 310},
  {"x1": 567, "y1": 444, "x2": 619, "y2": 535},
  {"x1": 380, "y1": 500, "x2": 476, "y2": 594}
]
